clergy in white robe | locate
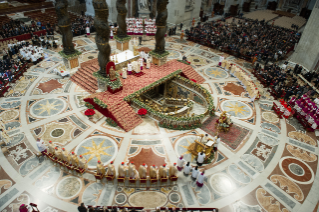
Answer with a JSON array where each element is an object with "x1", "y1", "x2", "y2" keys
[
  {"x1": 197, "y1": 152, "x2": 205, "y2": 166},
  {"x1": 127, "y1": 63, "x2": 133, "y2": 75},
  {"x1": 110, "y1": 30, "x2": 114, "y2": 39},
  {"x1": 146, "y1": 56, "x2": 151, "y2": 69},
  {"x1": 122, "y1": 68, "x2": 127, "y2": 79},
  {"x1": 183, "y1": 162, "x2": 191, "y2": 176},
  {"x1": 86, "y1": 27, "x2": 90, "y2": 36},
  {"x1": 191, "y1": 166, "x2": 199, "y2": 180},
  {"x1": 177, "y1": 156, "x2": 185, "y2": 171},
  {"x1": 218, "y1": 55, "x2": 224, "y2": 66},
  {"x1": 196, "y1": 171, "x2": 207, "y2": 187},
  {"x1": 36, "y1": 138, "x2": 47, "y2": 154},
  {"x1": 214, "y1": 136, "x2": 220, "y2": 152}
]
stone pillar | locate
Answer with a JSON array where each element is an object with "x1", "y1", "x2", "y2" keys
[
  {"x1": 291, "y1": 0, "x2": 319, "y2": 71},
  {"x1": 106, "y1": 0, "x2": 117, "y2": 23}
]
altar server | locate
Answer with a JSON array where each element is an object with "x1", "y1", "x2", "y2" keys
[
  {"x1": 191, "y1": 166, "x2": 199, "y2": 180},
  {"x1": 196, "y1": 171, "x2": 207, "y2": 187},
  {"x1": 118, "y1": 162, "x2": 127, "y2": 178},
  {"x1": 197, "y1": 151, "x2": 205, "y2": 166},
  {"x1": 138, "y1": 163, "x2": 147, "y2": 179},
  {"x1": 183, "y1": 162, "x2": 191, "y2": 176},
  {"x1": 177, "y1": 156, "x2": 185, "y2": 171}
]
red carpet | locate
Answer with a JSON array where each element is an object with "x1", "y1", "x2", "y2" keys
[{"x1": 201, "y1": 116, "x2": 251, "y2": 151}]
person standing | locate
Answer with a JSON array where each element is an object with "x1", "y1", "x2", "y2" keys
[
  {"x1": 214, "y1": 135, "x2": 220, "y2": 152},
  {"x1": 180, "y1": 22, "x2": 183, "y2": 30},
  {"x1": 177, "y1": 156, "x2": 185, "y2": 171},
  {"x1": 183, "y1": 162, "x2": 191, "y2": 176},
  {"x1": 196, "y1": 171, "x2": 207, "y2": 187},
  {"x1": 78, "y1": 203, "x2": 87, "y2": 212},
  {"x1": 139, "y1": 36, "x2": 142, "y2": 45},
  {"x1": 36, "y1": 138, "x2": 47, "y2": 154},
  {"x1": 197, "y1": 151, "x2": 206, "y2": 166},
  {"x1": 191, "y1": 166, "x2": 199, "y2": 181}
]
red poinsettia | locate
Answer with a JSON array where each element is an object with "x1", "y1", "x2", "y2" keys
[
  {"x1": 84, "y1": 109, "x2": 95, "y2": 116},
  {"x1": 138, "y1": 108, "x2": 147, "y2": 115},
  {"x1": 190, "y1": 79, "x2": 197, "y2": 83}
]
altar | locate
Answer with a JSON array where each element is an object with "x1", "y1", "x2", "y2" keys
[
  {"x1": 113, "y1": 50, "x2": 140, "y2": 69},
  {"x1": 187, "y1": 138, "x2": 214, "y2": 159}
]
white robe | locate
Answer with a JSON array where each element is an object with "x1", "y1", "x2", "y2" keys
[
  {"x1": 146, "y1": 58, "x2": 151, "y2": 69},
  {"x1": 110, "y1": 30, "x2": 114, "y2": 37},
  {"x1": 219, "y1": 56, "x2": 224, "y2": 62},
  {"x1": 196, "y1": 173, "x2": 207, "y2": 184},
  {"x1": 122, "y1": 68, "x2": 127, "y2": 79},
  {"x1": 177, "y1": 158, "x2": 185, "y2": 167},
  {"x1": 31, "y1": 54, "x2": 37, "y2": 62},
  {"x1": 197, "y1": 153, "x2": 205, "y2": 163},
  {"x1": 36, "y1": 140, "x2": 46, "y2": 152},
  {"x1": 191, "y1": 169, "x2": 199, "y2": 178},
  {"x1": 214, "y1": 138, "x2": 220, "y2": 147},
  {"x1": 184, "y1": 165, "x2": 191, "y2": 174},
  {"x1": 127, "y1": 64, "x2": 133, "y2": 72},
  {"x1": 86, "y1": 27, "x2": 90, "y2": 34}
]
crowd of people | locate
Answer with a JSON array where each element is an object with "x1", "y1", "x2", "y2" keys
[
  {"x1": 186, "y1": 17, "x2": 301, "y2": 64},
  {"x1": 254, "y1": 62, "x2": 317, "y2": 102},
  {"x1": 0, "y1": 38, "x2": 52, "y2": 90},
  {"x1": 0, "y1": 19, "x2": 55, "y2": 40},
  {"x1": 70, "y1": 15, "x2": 95, "y2": 37}
]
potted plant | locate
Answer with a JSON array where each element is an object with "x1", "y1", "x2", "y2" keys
[
  {"x1": 84, "y1": 109, "x2": 95, "y2": 120},
  {"x1": 137, "y1": 108, "x2": 147, "y2": 117}
]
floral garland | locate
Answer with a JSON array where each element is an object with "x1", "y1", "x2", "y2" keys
[
  {"x1": 203, "y1": 152, "x2": 215, "y2": 164},
  {"x1": 114, "y1": 35, "x2": 131, "y2": 42},
  {"x1": 149, "y1": 50, "x2": 170, "y2": 58},
  {"x1": 132, "y1": 98, "x2": 204, "y2": 122},
  {"x1": 177, "y1": 60, "x2": 190, "y2": 65},
  {"x1": 93, "y1": 71, "x2": 123, "y2": 91},
  {"x1": 106, "y1": 117, "x2": 118, "y2": 127},
  {"x1": 159, "y1": 122, "x2": 202, "y2": 130},
  {"x1": 123, "y1": 70, "x2": 182, "y2": 101},
  {"x1": 85, "y1": 102, "x2": 94, "y2": 109},
  {"x1": 58, "y1": 50, "x2": 82, "y2": 60},
  {"x1": 93, "y1": 97, "x2": 108, "y2": 108}
]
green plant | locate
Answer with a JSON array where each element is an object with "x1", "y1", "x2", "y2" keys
[
  {"x1": 106, "y1": 117, "x2": 118, "y2": 127},
  {"x1": 203, "y1": 152, "x2": 215, "y2": 164},
  {"x1": 114, "y1": 35, "x2": 131, "y2": 42},
  {"x1": 93, "y1": 97, "x2": 108, "y2": 108},
  {"x1": 85, "y1": 102, "x2": 94, "y2": 109},
  {"x1": 177, "y1": 60, "x2": 190, "y2": 65},
  {"x1": 93, "y1": 71, "x2": 123, "y2": 91},
  {"x1": 149, "y1": 50, "x2": 170, "y2": 58},
  {"x1": 58, "y1": 50, "x2": 82, "y2": 59}
]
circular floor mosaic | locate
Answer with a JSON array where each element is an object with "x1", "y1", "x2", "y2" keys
[
  {"x1": 30, "y1": 98, "x2": 66, "y2": 118},
  {"x1": 75, "y1": 136, "x2": 117, "y2": 168},
  {"x1": 205, "y1": 67, "x2": 228, "y2": 79},
  {"x1": 220, "y1": 100, "x2": 252, "y2": 119}
]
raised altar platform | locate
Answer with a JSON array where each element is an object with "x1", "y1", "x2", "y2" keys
[
  {"x1": 113, "y1": 50, "x2": 139, "y2": 69},
  {"x1": 79, "y1": 60, "x2": 206, "y2": 132}
]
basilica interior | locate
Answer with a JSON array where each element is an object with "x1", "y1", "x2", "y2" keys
[{"x1": 0, "y1": 0, "x2": 319, "y2": 212}]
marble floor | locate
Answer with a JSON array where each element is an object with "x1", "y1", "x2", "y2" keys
[{"x1": 0, "y1": 33, "x2": 319, "y2": 212}]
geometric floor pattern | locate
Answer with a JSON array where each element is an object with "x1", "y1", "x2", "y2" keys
[{"x1": 1, "y1": 31, "x2": 319, "y2": 212}]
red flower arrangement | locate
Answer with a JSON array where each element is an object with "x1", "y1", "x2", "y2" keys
[
  {"x1": 190, "y1": 79, "x2": 197, "y2": 83},
  {"x1": 138, "y1": 108, "x2": 147, "y2": 116},
  {"x1": 84, "y1": 109, "x2": 95, "y2": 117},
  {"x1": 61, "y1": 71, "x2": 64, "y2": 73}
]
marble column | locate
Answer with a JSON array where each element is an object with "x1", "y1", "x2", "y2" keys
[{"x1": 291, "y1": 0, "x2": 319, "y2": 71}]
